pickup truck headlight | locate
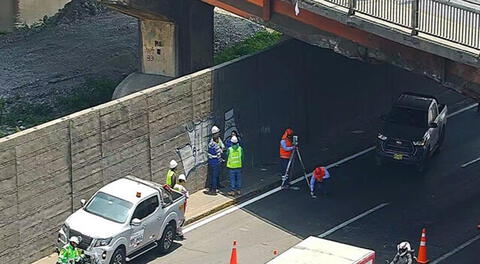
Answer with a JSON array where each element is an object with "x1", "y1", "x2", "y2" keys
[
  {"x1": 94, "y1": 238, "x2": 112, "y2": 247},
  {"x1": 412, "y1": 139, "x2": 426, "y2": 146},
  {"x1": 377, "y1": 133, "x2": 387, "y2": 141},
  {"x1": 413, "y1": 133, "x2": 430, "y2": 146},
  {"x1": 61, "y1": 224, "x2": 69, "y2": 235}
]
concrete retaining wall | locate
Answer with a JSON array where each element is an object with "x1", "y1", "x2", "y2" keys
[{"x1": 0, "y1": 70, "x2": 213, "y2": 264}]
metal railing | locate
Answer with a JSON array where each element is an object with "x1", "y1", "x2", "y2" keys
[{"x1": 319, "y1": 0, "x2": 480, "y2": 49}]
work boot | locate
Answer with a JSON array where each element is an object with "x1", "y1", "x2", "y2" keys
[
  {"x1": 236, "y1": 190, "x2": 241, "y2": 195},
  {"x1": 227, "y1": 191, "x2": 236, "y2": 196}
]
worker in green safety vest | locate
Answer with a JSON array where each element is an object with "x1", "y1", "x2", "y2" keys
[
  {"x1": 57, "y1": 236, "x2": 84, "y2": 264},
  {"x1": 166, "y1": 159, "x2": 178, "y2": 188},
  {"x1": 226, "y1": 136, "x2": 243, "y2": 196}
]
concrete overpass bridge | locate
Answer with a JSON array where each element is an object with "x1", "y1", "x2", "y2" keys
[{"x1": 100, "y1": 0, "x2": 480, "y2": 101}]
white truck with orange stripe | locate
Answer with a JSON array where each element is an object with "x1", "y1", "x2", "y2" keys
[{"x1": 267, "y1": 236, "x2": 375, "y2": 264}]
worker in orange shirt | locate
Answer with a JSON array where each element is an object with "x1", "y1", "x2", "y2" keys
[{"x1": 279, "y1": 128, "x2": 295, "y2": 189}]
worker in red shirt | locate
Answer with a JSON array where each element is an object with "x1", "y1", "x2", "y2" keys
[{"x1": 310, "y1": 166, "x2": 331, "y2": 198}]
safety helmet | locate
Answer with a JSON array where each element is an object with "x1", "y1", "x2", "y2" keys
[
  {"x1": 313, "y1": 167, "x2": 325, "y2": 180},
  {"x1": 69, "y1": 236, "x2": 80, "y2": 245},
  {"x1": 169, "y1": 160, "x2": 178, "y2": 169},
  {"x1": 397, "y1": 241, "x2": 411, "y2": 256},
  {"x1": 211, "y1": 126, "x2": 220, "y2": 134},
  {"x1": 231, "y1": 136, "x2": 238, "y2": 144},
  {"x1": 178, "y1": 174, "x2": 186, "y2": 182}
]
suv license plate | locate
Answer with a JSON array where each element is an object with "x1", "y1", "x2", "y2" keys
[{"x1": 393, "y1": 154, "x2": 403, "y2": 160}]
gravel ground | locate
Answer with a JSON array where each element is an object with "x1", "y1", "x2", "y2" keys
[{"x1": 0, "y1": 0, "x2": 264, "y2": 105}]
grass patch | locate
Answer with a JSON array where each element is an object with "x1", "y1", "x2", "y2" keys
[
  {"x1": 56, "y1": 79, "x2": 118, "y2": 113},
  {"x1": 214, "y1": 30, "x2": 282, "y2": 65},
  {"x1": 3, "y1": 101, "x2": 53, "y2": 126},
  {"x1": 0, "y1": 79, "x2": 117, "y2": 137}
]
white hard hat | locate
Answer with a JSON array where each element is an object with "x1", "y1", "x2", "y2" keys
[
  {"x1": 231, "y1": 136, "x2": 238, "y2": 144},
  {"x1": 169, "y1": 160, "x2": 178, "y2": 169},
  {"x1": 398, "y1": 241, "x2": 411, "y2": 256},
  {"x1": 211, "y1": 126, "x2": 220, "y2": 134},
  {"x1": 69, "y1": 236, "x2": 80, "y2": 245},
  {"x1": 178, "y1": 174, "x2": 186, "y2": 182}
]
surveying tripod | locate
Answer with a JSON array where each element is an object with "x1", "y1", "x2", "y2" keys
[{"x1": 281, "y1": 146, "x2": 310, "y2": 189}]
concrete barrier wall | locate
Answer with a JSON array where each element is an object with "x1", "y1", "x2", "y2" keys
[{"x1": 0, "y1": 70, "x2": 213, "y2": 264}]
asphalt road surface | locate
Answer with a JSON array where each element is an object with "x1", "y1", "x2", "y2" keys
[{"x1": 133, "y1": 105, "x2": 480, "y2": 264}]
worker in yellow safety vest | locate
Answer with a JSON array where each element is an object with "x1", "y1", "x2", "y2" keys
[
  {"x1": 166, "y1": 160, "x2": 178, "y2": 188},
  {"x1": 226, "y1": 136, "x2": 243, "y2": 196}
]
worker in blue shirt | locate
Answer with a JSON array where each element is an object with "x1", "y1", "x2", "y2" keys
[
  {"x1": 207, "y1": 125, "x2": 225, "y2": 194},
  {"x1": 310, "y1": 166, "x2": 330, "y2": 198}
]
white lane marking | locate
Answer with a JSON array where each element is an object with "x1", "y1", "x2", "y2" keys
[
  {"x1": 184, "y1": 103, "x2": 476, "y2": 234},
  {"x1": 317, "y1": 203, "x2": 389, "y2": 238},
  {"x1": 183, "y1": 146, "x2": 376, "y2": 234},
  {"x1": 461, "y1": 156, "x2": 480, "y2": 168},
  {"x1": 430, "y1": 234, "x2": 480, "y2": 264},
  {"x1": 447, "y1": 103, "x2": 478, "y2": 118}
]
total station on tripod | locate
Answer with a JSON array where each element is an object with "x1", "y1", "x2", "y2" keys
[{"x1": 293, "y1": 135, "x2": 299, "y2": 146}]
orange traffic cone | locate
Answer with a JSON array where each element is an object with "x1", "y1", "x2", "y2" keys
[
  {"x1": 230, "y1": 241, "x2": 238, "y2": 264},
  {"x1": 417, "y1": 228, "x2": 429, "y2": 264}
]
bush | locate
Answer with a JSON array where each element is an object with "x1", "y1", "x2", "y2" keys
[
  {"x1": 214, "y1": 30, "x2": 282, "y2": 65},
  {"x1": 56, "y1": 79, "x2": 118, "y2": 113}
]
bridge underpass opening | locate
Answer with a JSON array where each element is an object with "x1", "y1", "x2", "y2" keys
[{"x1": 213, "y1": 39, "x2": 470, "y2": 171}]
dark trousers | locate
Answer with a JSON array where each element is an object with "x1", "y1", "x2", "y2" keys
[
  {"x1": 314, "y1": 178, "x2": 329, "y2": 195},
  {"x1": 280, "y1": 158, "x2": 291, "y2": 186},
  {"x1": 209, "y1": 164, "x2": 220, "y2": 190}
]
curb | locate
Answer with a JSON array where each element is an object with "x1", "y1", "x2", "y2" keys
[{"x1": 184, "y1": 179, "x2": 283, "y2": 226}]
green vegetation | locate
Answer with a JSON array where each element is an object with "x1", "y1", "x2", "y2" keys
[
  {"x1": 214, "y1": 30, "x2": 282, "y2": 65},
  {"x1": 56, "y1": 79, "x2": 118, "y2": 113},
  {"x1": 0, "y1": 79, "x2": 118, "y2": 137},
  {"x1": 18, "y1": 15, "x2": 53, "y2": 31}
]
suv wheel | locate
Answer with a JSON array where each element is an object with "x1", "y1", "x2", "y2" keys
[
  {"x1": 110, "y1": 248, "x2": 125, "y2": 264},
  {"x1": 159, "y1": 224, "x2": 175, "y2": 254}
]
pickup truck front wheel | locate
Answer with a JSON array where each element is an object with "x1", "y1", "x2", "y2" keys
[
  {"x1": 110, "y1": 248, "x2": 125, "y2": 264},
  {"x1": 416, "y1": 153, "x2": 428, "y2": 173},
  {"x1": 159, "y1": 224, "x2": 175, "y2": 254}
]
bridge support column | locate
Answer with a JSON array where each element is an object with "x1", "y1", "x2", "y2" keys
[{"x1": 102, "y1": 0, "x2": 214, "y2": 77}]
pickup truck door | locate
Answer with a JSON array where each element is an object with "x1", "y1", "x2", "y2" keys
[
  {"x1": 130, "y1": 195, "x2": 162, "y2": 248},
  {"x1": 428, "y1": 102, "x2": 440, "y2": 147}
]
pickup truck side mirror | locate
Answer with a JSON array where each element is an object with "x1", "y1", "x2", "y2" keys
[
  {"x1": 80, "y1": 199, "x2": 86, "y2": 207},
  {"x1": 131, "y1": 218, "x2": 142, "y2": 226},
  {"x1": 429, "y1": 122, "x2": 438, "y2": 128}
]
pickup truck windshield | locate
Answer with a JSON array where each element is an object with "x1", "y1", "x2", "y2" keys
[
  {"x1": 85, "y1": 192, "x2": 133, "y2": 223},
  {"x1": 387, "y1": 106, "x2": 427, "y2": 128}
]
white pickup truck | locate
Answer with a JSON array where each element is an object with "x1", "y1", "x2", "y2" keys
[
  {"x1": 267, "y1": 236, "x2": 376, "y2": 264},
  {"x1": 57, "y1": 176, "x2": 186, "y2": 264}
]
